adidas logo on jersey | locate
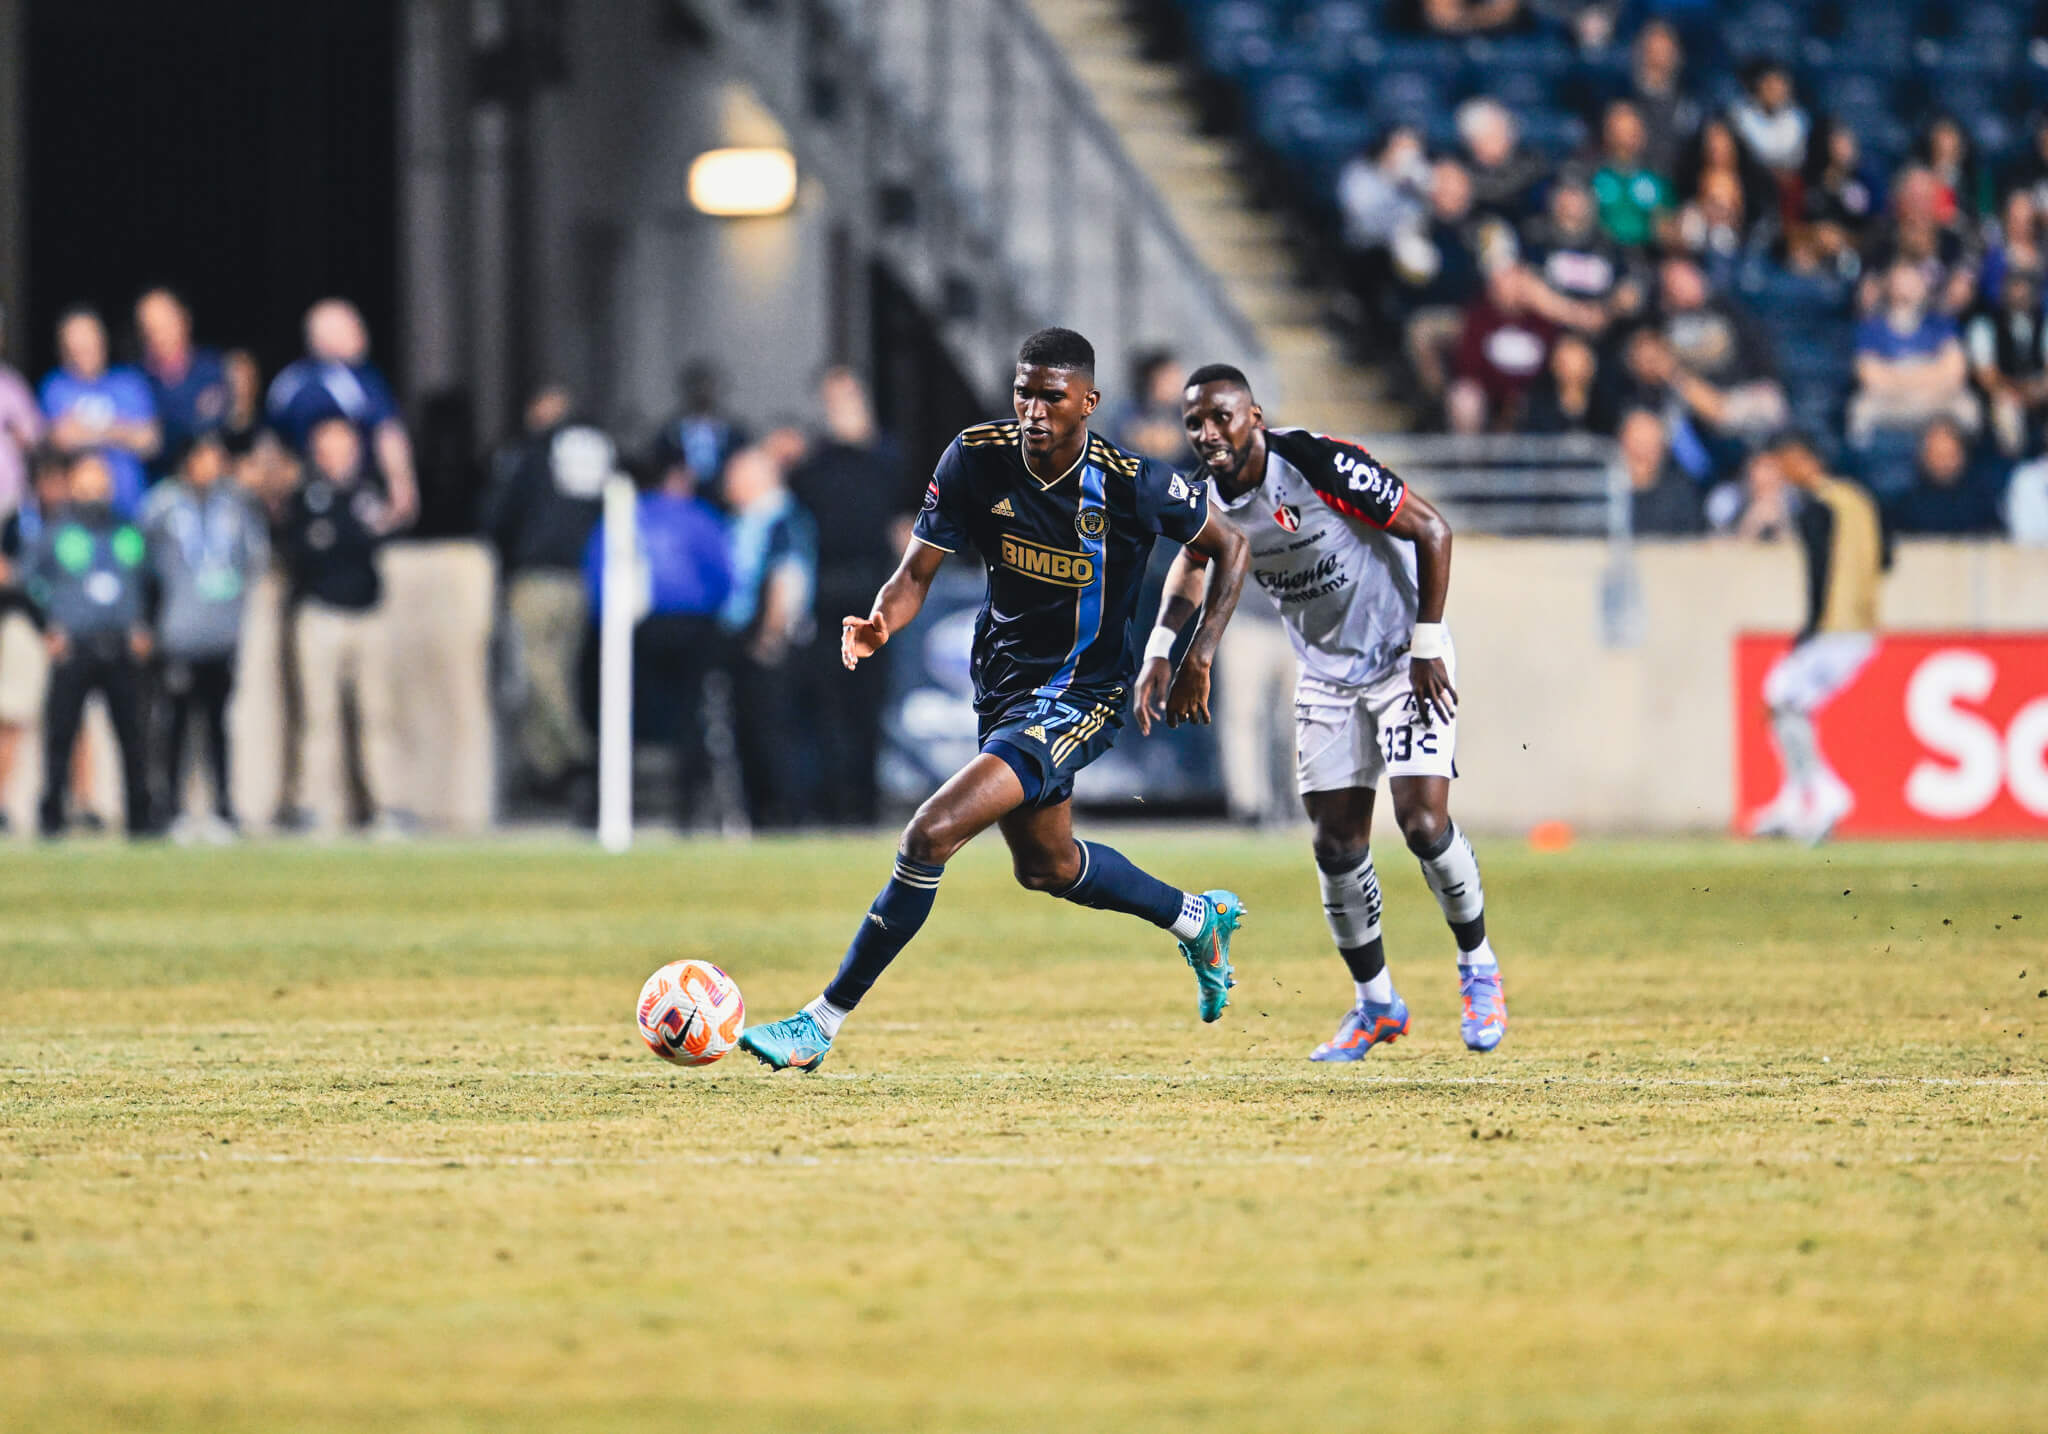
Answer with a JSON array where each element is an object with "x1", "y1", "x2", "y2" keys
[
  {"x1": 1023, "y1": 724, "x2": 1048, "y2": 742},
  {"x1": 990, "y1": 496, "x2": 1016, "y2": 517}
]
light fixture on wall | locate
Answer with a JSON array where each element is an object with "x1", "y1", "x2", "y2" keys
[{"x1": 687, "y1": 148, "x2": 797, "y2": 217}]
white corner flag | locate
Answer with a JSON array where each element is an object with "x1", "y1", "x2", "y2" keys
[{"x1": 597, "y1": 474, "x2": 639, "y2": 852}]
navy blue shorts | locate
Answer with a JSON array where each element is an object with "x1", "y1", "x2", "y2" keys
[{"x1": 979, "y1": 690, "x2": 1125, "y2": 808}]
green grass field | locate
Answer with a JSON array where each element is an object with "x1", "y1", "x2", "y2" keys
[{"x1": 2, "y1": 831, "x2": 2045, "y2": 1432}]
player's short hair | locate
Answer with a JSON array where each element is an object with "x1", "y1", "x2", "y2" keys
[
  {"x1": 1183, "y1": 362, "x2": 1253, "y2": 397},
  {"x1": 1017, "y1": 327, "x2": 1096, "y2": 377}
]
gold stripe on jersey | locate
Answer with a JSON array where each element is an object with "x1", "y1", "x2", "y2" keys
[
  {"x1": 1087, "y1": 436, "x2": 1141, "y2": 478},
  {"x1": 959, "y1": 420, "x2": 1020, "y2": 447},
  {"x1": 1050, "y1": 702, "x2": 1114, "y2": 765},
  {"x1": 1815, "y1": 476, "x2": 1883, "y2": 633}
]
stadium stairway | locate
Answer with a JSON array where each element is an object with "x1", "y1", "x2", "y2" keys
[{"x1": 1028, "y1": 0, "x2": 1399, "y2": 434}]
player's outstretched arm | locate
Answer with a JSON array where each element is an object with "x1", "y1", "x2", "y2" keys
[
  {"x1": 1135, "y1": 546, "x2": 1207, "y2": 735},
  {"x1": 1387, "y1": 488, "x2": 1456, "y2": 724},
  {"x1": 842, "y1": 537, "x2": 945, "y2": 670},
  {"x1": 1138, "y1": 515, "x2": 1247, "y2": 732}
]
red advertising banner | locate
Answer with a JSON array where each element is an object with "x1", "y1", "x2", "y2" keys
[{"x1": 1735, "y1": 633, "x2": 2048, "y2": 837}]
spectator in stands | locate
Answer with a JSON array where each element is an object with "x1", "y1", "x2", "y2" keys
[
  {"x1": 0, "y1": 451, "x2": 65, "y2": 834},
  {"x1": 1676, "y1": 169, "x2": 1762, "y2": 290},
  {"x1": 1106, "y1": 348, "x2": 1194, "y2": 468},
  {"x1": 719, "y1": 444, "x2": 816, "y2": 831},
  {"x1": 25, "y1": 452, "x2": 153, "y2": 838},
  {"x1": 1521, "y1": 332, "x2": 1609, "y2": 435},
  {"x1": 1979, "y1": 189, "x2": 2045, "y2": 308},
  {"x1": 787, "y1": 367, "x2": 906, "y2": 827},
  {"x1": 1849, "y1": 261, "x2": 1977, "y2": 445},
  {"x1": 657, "y1": 358, "x2": 749, "y2": 499},
  {"x1": 141, "y1": 432, "x2": 267, "y2": 840},
  {"x1": 1413, "y1": 0, "x2": 1527, "y2": 35},
  {"x1": 1728, "y1": 62, "x2": 1809, "y2": 176},
  {"x1": 1449, "y1": 263, "x2": 1558, "y2": 432},
  {"x1": 1918, "y1": 115, "x2": 1991, "y2": 224},
  {"x1": 1709, "y1": 445, "x2": 1795, "y2": 540},
  {"x1": 0, "y1": 303, "x2": 42, "y2": 518},
  {"x1": 1801, "y1": 118, "x2": 1882, "y2": 264},
  {"x1": 581, "y1": 453, "x2": 732, "y2": 829},
  {"x1": 1619, "y1": 408, "x2": 1706, "y2": 535},
  {"x1": 1591, "y1": 100, "x2": 1674, "y2": 250},
  {"x1": 1887, "y1": 416, "x2": 2007, "y2": 536},
  {"x1": 267, "y1": 299, "x2": 419, "y2": 527},
  {"x1": 1458, "y1": 98, "x2": 1547, "y2": 220},
  {"x1": 1655, "y1": 256, "x2": 1788, "y2": 457},
  {"x1": 1396, "y1": 159, "x2": 1502, "y2": 400},
  {"x1": 1676, "y1": 117, "x2": 1779, "y2": 251},
  {"x1": 486, "y1": 386, "x2": 607, "y2": 801},
  {"x1": 1967, "y1": 263, "x2": 2048, "y2": 456},
  {"x1": 40, "y1": 307, "x2": 158, "y2": 517},
  {"x1": 282, "y1": 417, "x2": 402, "y2": 836},
  {"x1": 1520, "y1": 171, "x2": 1639, "y2": 322},
  {"x1": 134, "y1": 289, "x2": 227, "y2": 478},
  {"x1": 1862, "y1": 167, "x2": 1978, "y2": 318},
  {"x1": 1620, "y1": 20, "x2": 1700, "y2": 178},
  {"x1": 1337, "y1": 124, "x2": 1430, "y2": 254},
  {"x1": 2003, "y1": 113, "x2": 2048, "y2": 217}
]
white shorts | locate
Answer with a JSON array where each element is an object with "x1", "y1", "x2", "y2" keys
[
  {"x1": 1763, "y1": 632, "x2": 1877, "y2": 715},
  {"x1": 1295, "y1": 645, "x2": 1458, "y2": 795},
  {"x1": 0, "y1": 610, "x2": 47, "y2": 726}
]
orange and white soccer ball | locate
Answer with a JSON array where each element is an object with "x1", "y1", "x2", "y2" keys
[{"x1": 636, "y1": 959, "x2": 745, "y2": 1066}]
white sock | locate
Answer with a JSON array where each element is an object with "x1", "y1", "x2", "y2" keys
[
  {"x1": 1168, "y1": 891, "x2": 1208, "y2": 941},
  {"x1": 1772, "y1": 709, "x2": 1820, "y2": 789},
  {"x1": 1459, "y1": 937, "x2": 1498, "y2": 972},
  {"x1": 1317, "y1": 850, "x2": 1384, "y2": 949},
  {"x1": 802, "y1": 994, "x2": 849, "y2": 1039},
  {"x1": 1417, "y1": 823, "x2": 1485, "y2": 925},
  {"x1": 1356, "y1": 972, "x2": 1394, "y2": 1005}
]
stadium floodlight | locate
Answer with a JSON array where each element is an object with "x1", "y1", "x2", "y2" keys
[{"x1": 687, "y1": 147, "x2": 797, "y2": 216}]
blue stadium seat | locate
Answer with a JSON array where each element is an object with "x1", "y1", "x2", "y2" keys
[
  {"x1": 1517, "y1": 108, "x2": 1589, "y2": 159},
  {"x1": 1849, "y1": 428, "x2": 1923, "y2": 500},
  {"x1": 1298, "y1": 0, "x2": 1379, "y2": 47},
  {"x1": 1811, "y1": 68, "x2": 1899, "y2": 118},
  {"x1": 1726, "y1": 1, "x2": 1806, "y2": 64},
  {"x1": 1370, "y1": 69, "x2": 1452, "y2": 127}
]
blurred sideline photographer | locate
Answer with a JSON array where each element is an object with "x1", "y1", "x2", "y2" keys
[{"x1": 720, "y1": 443, "x2": 816, "y2": 831}]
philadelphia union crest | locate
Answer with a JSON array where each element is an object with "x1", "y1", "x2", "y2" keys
[{"x1": 1075, "y1": 507, "x2": 1107, "y2": 540}]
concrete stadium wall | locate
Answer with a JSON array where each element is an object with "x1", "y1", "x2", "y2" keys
[{"x1": 1428, "y1": 537, "x2": 2048, "y2": 834}]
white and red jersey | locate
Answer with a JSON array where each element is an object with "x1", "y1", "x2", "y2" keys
[{"x1": 1207, "y1": 427, "x2": 1421, "y2": 689}]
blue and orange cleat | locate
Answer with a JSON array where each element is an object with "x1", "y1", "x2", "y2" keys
[
  {"x1": 1177, "y1": 890, "x2": 1243, "y2": 1023},
  {"x1": 1309, "y1": 994, "x2": 1410, "y2": 1062},
  {"x1": 1459, "y1": 965, "x2": 1507, "y2": 1052},
  {"x1": 737, "y1": 1010, "x2": 832, "y2": 1072}
]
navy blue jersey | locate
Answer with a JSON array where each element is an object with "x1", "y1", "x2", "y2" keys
[{"x1": 914, "y1": 420, "x2": 1209, "y2": 714}]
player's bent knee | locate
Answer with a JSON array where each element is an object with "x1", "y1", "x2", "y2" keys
[
  {"x1": 901, "y1": 810, "x2": 965, "y2": 868},
  {"x1": 1399, "y1": 809, "x2": 1449, "y2": 855},
  {"x1": 1013, "y1": 861, "x2": 1076, "y2": 894}
]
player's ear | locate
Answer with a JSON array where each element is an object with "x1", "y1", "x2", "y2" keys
[
  {"x1": 1082, "y1": 384, "x2": 1101, "y2": 415},
  {"x1": 1248, "y1": 402, "x2": 1263, "y2": 428}
]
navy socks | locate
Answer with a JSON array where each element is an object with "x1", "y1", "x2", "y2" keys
[
  {"x1": 822, "y1": 854, "x2": 945, "y2": 1010},
  {"x1": 1053, "y1": 840, "x2": 1189, "y2": 930}
]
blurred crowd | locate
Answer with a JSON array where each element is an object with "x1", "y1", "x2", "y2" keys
[
  {"x1": 0, "y1": 290, "x2": 920, "y2": 840},
  {"x1": 1321, "y1": 15, "x2": 2048, "y2": 539}
]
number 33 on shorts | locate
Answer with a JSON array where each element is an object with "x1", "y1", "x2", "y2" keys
[{"x1": 1294, "y1": 670, "x2": 1459, "y2": 794}]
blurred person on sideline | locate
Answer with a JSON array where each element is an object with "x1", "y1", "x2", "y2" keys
[
  {"x1": 23, "y1": 452, "x2": 153, "y2": 838},
  {"x1": 281, "y1": 417, "x2": 402, "y2": 836},
  {"x1": 218, "y1": 349, "x2": 268, "y2": 461},
  {"x1": 0, "y1": 451, "x2": 68, "y2": 832},
  {"x1": 40, "y1": 307, "x2": 159, "y2": 517},
  {"x1": 141, "y1": 432, "x2": 268, "y2": 840},
  {"x1": 134, "y1": 289, "x2": 227, "y2": 479},
  {"x1": 1885, "y1": 416, "x2": 2008, "y2": 536},
  {"x1": 719, "y1": 444, "x2": 817, "y2": 831},
  {"x1": 580, "y1": 456, "x2": 732, "y2": 829},
  {"x1": 1849, "y1": 261, "x2": 1977, "y2": 445},
  {"x1": 1965, "y1": 263, "x2": 2048, "y2": 456},
  {"x1": 0, "y1": 303, "x2": 44, "y2": 517},
  {"x1": 786, "y1": 367, "x2": 909, "y2": 826},
  {"x1": 1616, "y1": 408, "x2": 1704, "y2": 535},
  {"x1": 266, "y1": 299, "x2": 418, "y2": 527},
  {"x1": 484, "y1": 385, "x2": 607, "y2": 800},
  {"x1": 1747, "y1": 431, "x2": 1889, "y2": 843},
  {"x1": 656, "y1": 359, "x2": 749, "y2": 500},
  {"x1": 1106, "y1": 349, "x2": 1194, "y2": 468}
]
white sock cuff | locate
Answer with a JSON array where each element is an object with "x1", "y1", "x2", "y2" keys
[
  {"x1": 1168, "y1": 891, "x2": 1208, "y2": 941},
  {"x1": 803, "y1": 995, "x2": 849, "y2": 1039},
  {"x1": 1417, "y1": 823, "x2": 1485, "y2": 925},
  {"x1": 1317, "y1": 851, "x2": 1384, "y2": 948}
]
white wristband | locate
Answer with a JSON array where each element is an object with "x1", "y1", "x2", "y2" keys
[
  {"x1": 1144, "y1": 626, "x2": 1179, "y2": 664},
  {"x1": 1409, "y1": 622, "x2": 1449, "y2": 661}
]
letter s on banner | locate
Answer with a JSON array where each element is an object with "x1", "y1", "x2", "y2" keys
[{"x1": 1904, "y1": 650, "x2": 2003, "y2": 820}]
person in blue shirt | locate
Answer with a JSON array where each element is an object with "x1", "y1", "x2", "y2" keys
[
  {"x1": 738, "y1": 328, "x2": 1251, "y2": 1073},
  {"x1": 1848, "y1": 261, "x2": 1979, "y2": 446},
  {"x1": 719, "y1": 444, "x2": 817, "y2": 830},
  {"x1": 39, "y1": 308, "x2": 159, "y2": 517},
  {"x1": 581, "y1": 459, "x2": 732, "y2": 828},
  {"x1": 264, "y1": 299, "x2": 419, "y2": 528},
  {"x1": 135, "y1": 289, "x2": 228, "y2": 480}
]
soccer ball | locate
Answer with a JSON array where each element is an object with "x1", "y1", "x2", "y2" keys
[{"x1": 636, "y1": 959, "x2": 746, "y2": 1066}]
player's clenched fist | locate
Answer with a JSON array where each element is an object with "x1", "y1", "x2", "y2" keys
[
  {"x1": 1134, "y1": 656, "x2": 1171, "y2": 736},
  {"x1": 841, "y1": 610, "x2": 891, "y2": 669}
]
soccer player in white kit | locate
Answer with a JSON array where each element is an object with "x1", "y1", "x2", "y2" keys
[{"x1": 1137, "y1": 365, "x2": 1506, "y2": 1058}]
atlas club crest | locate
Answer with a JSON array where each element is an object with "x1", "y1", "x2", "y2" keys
[{"x1": 1273, "y1": 504, "x2": 1302, "y2": 532}]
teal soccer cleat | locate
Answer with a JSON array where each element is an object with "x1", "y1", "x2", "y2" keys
[
  {"x1": 1177, "y1": 890, "x2": 1244, "y2": 1023},
  {"x1": 737, "y1": 1011, "x2": 833, "y2": 1072}
]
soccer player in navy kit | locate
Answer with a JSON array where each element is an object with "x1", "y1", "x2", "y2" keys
[{"x1": 740, "y1": 330, "x2": 1251, "y2": 1072}]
